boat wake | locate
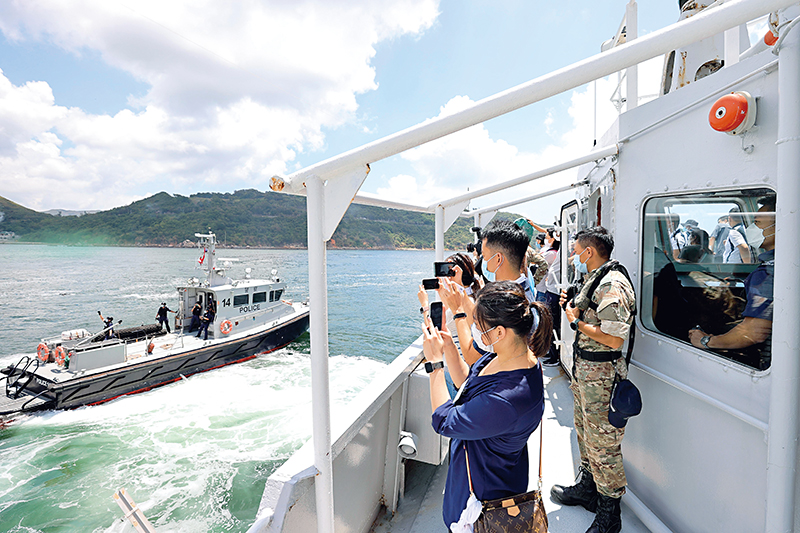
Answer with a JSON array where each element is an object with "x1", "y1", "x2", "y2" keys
[{"x1": 0, "y1": 348, "x2": 386, "y2": 533}]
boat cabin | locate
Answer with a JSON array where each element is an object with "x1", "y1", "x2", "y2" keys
[{"x1": 176, "y1": 280, "x2": 289, "y2": 340}]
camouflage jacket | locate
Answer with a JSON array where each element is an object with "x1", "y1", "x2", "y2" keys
[
  {"x1": 575, "y1": 266, "x2": 636, "y2": 352},
  {"x1": 527, "y1": 248, "x2": 549, "y2": 286}
]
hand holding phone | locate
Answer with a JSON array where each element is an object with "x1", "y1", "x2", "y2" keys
[
  {"x1": 434, "y1": 262, "x2": 456, "y2": 277},
  {"x1": 422, "y1": 278, "x2": 440, "y2": 290},
  {"x1": 430, "y1": 302, "x2": 444, "y2": 330}
]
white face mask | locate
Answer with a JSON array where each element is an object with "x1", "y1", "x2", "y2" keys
[
  {"x1": 744, "y1": 222, "x2": 775, "y2": 250},
  {"x1": 471, "y1": 323, "x2": 497, "y2": 353}
]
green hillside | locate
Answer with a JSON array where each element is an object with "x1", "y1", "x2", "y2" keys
[{"x1": 0, "y1": 190, "x2": 523, "y2": 249}]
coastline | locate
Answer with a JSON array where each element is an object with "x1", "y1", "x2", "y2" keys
[{"x1": 0, "y1": 240, "x2": 435, "y2": 251}]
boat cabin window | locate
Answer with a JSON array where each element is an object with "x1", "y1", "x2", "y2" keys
[
  {"x1": 641, "y1": 188, "x2": 775, "y2": 370},
  {"x1": 253, "y1": 292, "x2": 267, "y2": 304},
  {"x1": 233, "y1": 294, "x2": 249, "y2": 306},
  {"x1": 269, "y1": 289, "x2": 283, "y2": 302}
]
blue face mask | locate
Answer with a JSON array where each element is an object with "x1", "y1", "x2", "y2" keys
[
  {"x1": 572, "y1": 248, "x2": 589, "y2": 275},
  {"x1": 482, "y1": 253, "x2": 501, "y2": 283},
  {"x1": 471, "y1": 323, "x2": 497, "y2": 352}
]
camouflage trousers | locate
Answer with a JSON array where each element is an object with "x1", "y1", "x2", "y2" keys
[{"x1": 570, "y1": 356, "x2": 628, "y2": 498}]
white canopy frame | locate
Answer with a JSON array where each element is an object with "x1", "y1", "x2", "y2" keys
[{"x1": 265, "y1": 1, "x2": 800, "y2": 531}]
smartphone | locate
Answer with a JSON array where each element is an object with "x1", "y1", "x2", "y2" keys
[
  {"x1": 434, "y1": 262, "x2": 456, "y2": 277},
  {"x1": 422, "y1": 278, "x2": 440, "y2": 290},
  {"x1": 430, "y1": 302, "x2": 444, "y2": 330}
]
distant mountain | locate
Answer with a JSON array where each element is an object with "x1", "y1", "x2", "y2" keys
[
  {"x1": 0, "y1": 190, "x2": 524, "y2": 250},
  {"x1": 44, "y1": 209, "x2": 100, "y2": 217}
]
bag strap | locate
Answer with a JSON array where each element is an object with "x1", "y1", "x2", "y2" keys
[
  {"x1": 585, "y1": 261, "x2": 637, "y2": 367},
  {"x1": 464, "y1": 363, "x2": 545, "y2": 495}
]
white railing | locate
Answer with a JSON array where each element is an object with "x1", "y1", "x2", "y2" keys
[{"x1": 262, "y1": 2, "x2": 800, "y2": 532}]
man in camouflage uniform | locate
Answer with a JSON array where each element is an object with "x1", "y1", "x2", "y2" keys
[
  {"x1": 526, "y1": 245, "x2": 549, "y2": 287},
  {"x1": 551, "y1": 226, "x2": 635, "y2": 533}
]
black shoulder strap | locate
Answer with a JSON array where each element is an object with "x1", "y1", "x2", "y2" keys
[{"x1": 586, "y1": 261, "x2": 637, "y2": 365}]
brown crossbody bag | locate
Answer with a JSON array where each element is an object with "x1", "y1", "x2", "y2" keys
[{"x1": 464, "y1": 413, "x2": 548, "y2": 532}]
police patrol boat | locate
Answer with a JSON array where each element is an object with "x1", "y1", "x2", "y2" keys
[
  {"x1": 0, "y1": 232, "x2": 309, "y2": 419},
  {"x1": 243, "y1": 1, "x2": 800, "y2": 533}
]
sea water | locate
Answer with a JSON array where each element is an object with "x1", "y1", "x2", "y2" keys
[{"x1": 0, "y1": 244, "x2": 438, "y2": 532}]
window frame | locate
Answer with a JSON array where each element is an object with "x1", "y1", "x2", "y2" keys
[
  {"x1": 639, "y1": 187, "x2": 775, "y2": 373},
  {"x1": 233, "y1": 294, "x2": 249, "y2": 306}
]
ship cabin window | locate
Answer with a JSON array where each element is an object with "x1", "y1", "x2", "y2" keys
[
  {"x1": 641, "y1": 188, "x2": 775, "y2": 370},
  {"x1": 253, "y1": 292, "x2": 267, "y2": 304},
  {"x1": 233, "y1": 294, "x2": 249, "y2": 306},
  {"x1": 268, "y1": 289, "x2": 284, "y2": 302}
]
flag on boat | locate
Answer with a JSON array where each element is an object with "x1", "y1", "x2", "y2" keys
[{"x1": 198, "y1": 247, "x2": 207, "y2": 264}]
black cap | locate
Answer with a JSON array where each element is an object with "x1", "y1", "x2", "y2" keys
[{"x1": 608, "y1": 379, "x2": 642, "y2": 428}]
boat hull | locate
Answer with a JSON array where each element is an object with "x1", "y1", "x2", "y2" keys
[{"x1": 3, "y1": 311, "x2": 309, "y2": 415}]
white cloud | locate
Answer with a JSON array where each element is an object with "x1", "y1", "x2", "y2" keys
[
  {"x1": 0, "y1": 0, "x2": 440, "y2": 210},
  {"x1": 376, "y1": 56, "x2": 664, "y2": 222}
]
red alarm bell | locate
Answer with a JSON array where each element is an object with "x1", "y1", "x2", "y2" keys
[{"x1": 709, "y1": 91, "x2": 756, "y2": 136}]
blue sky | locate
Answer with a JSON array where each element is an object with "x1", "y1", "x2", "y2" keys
[{"x1": 0, "y1": 1, "x2": 762, "y2": 224}]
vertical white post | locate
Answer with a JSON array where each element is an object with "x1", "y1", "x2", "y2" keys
[
  {"x1": 724, "y1": 27, "x2": 740, "y2": 67},
  {"x1": 306, "y1": 176, "x2": 335, "y2": 533},
  {"x1": 626, "y1": 0, "x2": 638, "y2": 110},
  {"x1": 765, "y1": 14, "x2": 800, "y2": 533},
  {"x1": 435, "y1": 205, "x2": 445, "y2": 262}
]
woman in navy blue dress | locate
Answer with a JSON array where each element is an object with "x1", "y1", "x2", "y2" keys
[{"x1": 421, "y1": 281, "x2": 551, "y2": 530}]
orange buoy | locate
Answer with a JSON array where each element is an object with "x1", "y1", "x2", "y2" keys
[
  {"x1": 54, "y1": 346, "x2": 67, "y2": 366},
  {"x1": 764, "y1": 30, "x2": 778, "y2": 46},
  {"x1": 709, "y1": 91, "x2": 756, "y2": 136},
  {"x1": 220, "y1": 320, "x2": 233, "y2": 335},
  {"x1": 37, "y1": 343, "x2": 50, "y2": 363}
]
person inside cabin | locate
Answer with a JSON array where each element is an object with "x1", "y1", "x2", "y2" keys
[
  {"x1": 421, "y1": 281, "x2": 549, "y2": 531},
  {"x1": 437, "y1": 219, "x2": 533, "y2": 367},
  {"x1": 723, "y1": 207, "x2": 751, "y2": 263},
  {"x1": 553, "y1": 226, "x2": 636, "y2": 533},
  {"x1": 689, "y1": 196, "x2": 775, "y2": 367},
  {"x1": 97, "y1": 311, "x2": 115, "y2": 339},
  {"x1": 155, "y1": 302, "x2": 176, "y2": 334},
  {"x1": 667, "y1": 213, "x2": 687, "y2": 260},
  {"x1": 196, "y1": 303, "x2": 216, "y2": 341},
  {"x1": 678, "y1": 227, "x2": 712, "y2": 263},
  {"x1": 708, "y1": 215, "x2": 731, "y2": 262},
  {"x1": 189, "y1": 301, "x2": 203, "y2": 332}
]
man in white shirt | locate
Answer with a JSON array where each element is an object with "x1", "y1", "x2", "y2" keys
[{"x1": 723, "y1": 208, "x2": 751, "y2": 263}]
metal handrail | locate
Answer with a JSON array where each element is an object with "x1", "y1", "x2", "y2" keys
[{"x1": 270, "y1": 0, "x2": 793, "y2": 196}]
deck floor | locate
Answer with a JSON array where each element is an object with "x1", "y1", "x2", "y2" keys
[{"x1": 371, "y1": 365, "x2": 650, "y2": 533}]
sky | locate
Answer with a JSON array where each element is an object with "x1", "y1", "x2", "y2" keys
[{"x1": 0, "y1": 1, "x2": 770, "y2": 225}]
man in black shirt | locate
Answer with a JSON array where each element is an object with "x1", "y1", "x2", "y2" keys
[
  {"x1": 155, "y1": 303, "x2": 176, "y2": 333},
  {"x1": 196, "y1": 305, "x2": 215, "y2": 341},
  {"x1": 189, "y1": 302, "x2": 203, "y2": 332}
]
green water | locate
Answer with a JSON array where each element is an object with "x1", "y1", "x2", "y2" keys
[{"x1": 0, "y1": 244, "x2": 435, "y2": 532}]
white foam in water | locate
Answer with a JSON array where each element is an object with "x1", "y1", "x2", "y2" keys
[
  {"x1": 0, "y1": 246, "x2": 432, "y2": 532},
  {"x1": 1, "y1": 348, "x2": 386, "y2": 532}
]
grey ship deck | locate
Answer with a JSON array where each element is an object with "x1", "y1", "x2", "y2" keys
[{"x1": 371, "y1": 366, "x2": 649, "y2": 533}]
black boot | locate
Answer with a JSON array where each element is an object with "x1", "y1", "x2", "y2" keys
[
  {"x1": 585, "y1": 494, "x2": 622, "y2": 533},
  {"x1": 550, "y1": 465, "x2": 598, "y2": 512}
]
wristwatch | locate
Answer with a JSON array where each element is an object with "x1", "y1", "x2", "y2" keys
[
  {"x1": 425, "y1": 361, "x2": 444, "y2": 373},
  {"x1": 570, "y1": 318, "x2": 581, "y2": 331},
  {"x1": 700, "y1": 335, "x2": 712, "y2": 349},
  {"x1": 453, "y1": 312, "x2": 467, "y2": 320}
]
